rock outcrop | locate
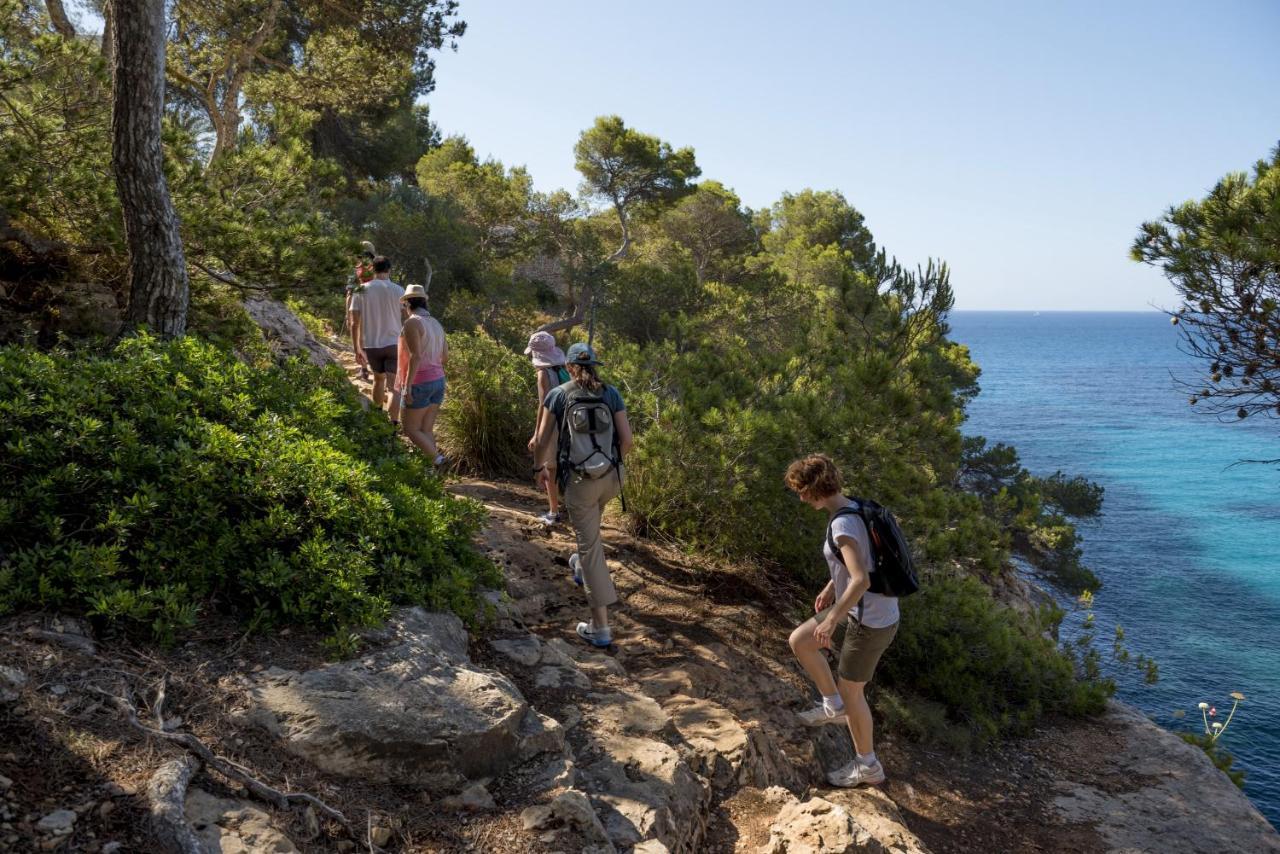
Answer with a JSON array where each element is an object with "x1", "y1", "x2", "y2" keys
[
  {"x1": 243, "y1": 296, "x2": 334, "y2": 366},
  {"x1": 243, "y1": 608, "x2": 563, "y2": 792},
  {"x1": 185, "y1": 788, "x2": 299, "y2": 853},
  {"x1": 1050, "y1": 701, "x2": 1280, "y2": 853}
]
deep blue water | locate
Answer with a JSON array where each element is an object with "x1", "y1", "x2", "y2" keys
[{"x1": 949, "y1": 311, "x2": 1280, "y2": 826}]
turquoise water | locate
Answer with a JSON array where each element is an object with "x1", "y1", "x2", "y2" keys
[{"x1": 950, "y1": 311, "x2": 1279, "y2": 825}]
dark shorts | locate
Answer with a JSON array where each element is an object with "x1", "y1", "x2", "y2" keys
[
  {"x1": 407, "y1": 377, "x2": 445, "y2": 409},
  {"x1": 814, "y1": 606, "x2": 899, "y2": 683},
  {"x1": 363, "y1": 345, "x2": 397, "y2": 375}
]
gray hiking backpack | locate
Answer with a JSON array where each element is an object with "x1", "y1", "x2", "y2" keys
[{"x1": 556, "y1": 383, "x2": 620, "y2": 487}]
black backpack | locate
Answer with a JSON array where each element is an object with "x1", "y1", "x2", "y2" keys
[{"x1": 826, "y1": 497, "x2": 919, "y2": 598}]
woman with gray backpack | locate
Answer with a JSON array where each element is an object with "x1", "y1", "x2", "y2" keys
[{"x1": 531, "y1": 343, "x2": 633, "y2": 647}]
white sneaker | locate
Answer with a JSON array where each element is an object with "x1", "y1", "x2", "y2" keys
[
  {"x1": 433, "y1": 453, "x2": 447, "y2": 466},
  {"x1": 568, "y1": 553, "x2": 584, "y2": 587},
  {"x1": 576, "y1": 621, "x2": 612, "y2": 648},
  {"x1": 539, "y1": 511, "x2": 562, "y2": 527},
  {"x1": 798, "y1": 700, "x2": 847, "y2": 727},
  {"x1": 827, "y1": 759, "x2": 886, "y2": 788}
]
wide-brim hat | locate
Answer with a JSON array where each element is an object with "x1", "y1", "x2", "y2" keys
[
  {"x1": 359, "y1": 240, "x2": 376, "y2": 257},
  {"x1": 524, "y1": 330, "x2": 566, "y2": 368},
  {"x1": 566, "y1": 342, "x2": 603, "y2": 367},
  {"x1": 402, "y1": 284, "x2": 428, "y2": 301}
]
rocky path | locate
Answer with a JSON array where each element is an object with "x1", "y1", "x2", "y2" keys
[{"x1": 442, "y1": 477, "x2": 931, "y2": 854}]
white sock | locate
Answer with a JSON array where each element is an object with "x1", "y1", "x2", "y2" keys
[
  {"x1": 822, "y1": 693, "x2": 844, "y2": 712},
  {"x1": 857, "y1": 750, "x2": 878, "y2": 767}
]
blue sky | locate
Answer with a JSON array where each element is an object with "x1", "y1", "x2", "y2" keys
[{"x1": 424, "y1": 0, "x2": 1280, "y2": 310}]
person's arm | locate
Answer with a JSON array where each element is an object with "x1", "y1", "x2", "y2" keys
[
  {"x1": 814, "y1": 580, "x2": 836, "y2": 614},
  {"x1": 399, "y1": 317, "x2": 424, "y2": 404},
  {"x1": 350, "y1": 294, "x2": 365, "y2": 364},
  {"x1": 530, "y1": 371, "x2": 551, "y2": 449},
  {"x1": 813, "y1": 532, "x2": 870, "y2": 649},
  {"x1": 532, "y1": 395, "x2": 558, "y2": 480},
  {"x1": 613, "y1": 410, "x2": 633, "y2": 458}
]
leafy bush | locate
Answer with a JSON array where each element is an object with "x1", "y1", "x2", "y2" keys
[
  {"x1": 0, "y1": 335, "x2": 497, "y2": 643},
  {"x1": 881, "y1": 574, "x2": 1112, "y2": 743},
  {"x1": 437, "y1": 331, "x2": 538, "y2": 477}
]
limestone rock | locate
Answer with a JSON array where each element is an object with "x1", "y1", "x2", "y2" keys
[
  {"x1": 243, "y1": 296, "x2": 333, "y2": 367},
  {"x1": 763, "y1": 796, "x2": 882, "y2": 854},
  {"x1": 0, "y1": 665, "x2": 26, "y2": 703},
  {"x1": 521, "y1": 804, "x2": 554, "y2": 831},
  {"x1": 439, "y1": 782, "x2": 495, "y2": 813},
  {"x1": 491, "y1": 636, "x2": 542, "y2": 667},
  {"x1": 51, "y1": 282, "x2": 122, "y2": 339},
  {"x1": 589, "y1": 691, "x2": 670, "y2": 735},
  {"x1": 35, "y1": 809, "x2": 76, "y2": 834},
  {"x1": 824, "y1": 789, "x2": 930, "y2": 854},
  {"x1": 244, "y1": 608, "x2": 555, "y2": 791},
  {"x1": 550, "y1": 789, "x2": 615, "y2": 852},
  {"x1": 1049, "y1": 701, "x2": 1280, "y2": 853},
  {"x1": 185, "y1": 788, "x2": 298, "y2": 853},
  {"x1": 582, "y1": 731, "x2": 711, "y2": 853},
  {"x1": 662, "y1": 693, "x2": 798, "y2": 790}
]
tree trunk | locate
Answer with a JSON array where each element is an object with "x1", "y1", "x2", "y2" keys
[
  {"x1": 46, "y1": 0, "x2": 76, "y2": 37},
  {"x1": 112, "y1": 0, "x2": 190, "y2": 338},
  {"x1": 101, "y1": 0, "x2": 116, "y2": 68}
]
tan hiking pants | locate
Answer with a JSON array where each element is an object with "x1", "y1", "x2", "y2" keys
[{"x1": 563, "y1": 467, "x2": 623, "y2": 608}]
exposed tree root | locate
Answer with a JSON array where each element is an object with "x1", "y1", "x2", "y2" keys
[
  {"x1": 87, "y1": 684, "x2": 374, "y2": 850},
  {"x1": 147, "y1": 755, "x2": 204, "y2": 854}
]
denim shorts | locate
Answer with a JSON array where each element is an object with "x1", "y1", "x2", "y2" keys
[{"x1": 407, "y1": 377, "x2": 445, "y2": 409}]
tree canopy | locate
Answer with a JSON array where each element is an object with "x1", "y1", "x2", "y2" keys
[{"x1": 1135, "y1": 144, "x2": 1280, "y2": 425}]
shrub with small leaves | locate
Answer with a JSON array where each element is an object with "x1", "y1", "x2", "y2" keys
[{"x1": 0, "y1": 335, "x2": 497, "y2": 643}]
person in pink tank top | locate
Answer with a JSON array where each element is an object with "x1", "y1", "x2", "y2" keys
[{"x1": 394, "y1": 285, "x2": 448, "y2": 465}]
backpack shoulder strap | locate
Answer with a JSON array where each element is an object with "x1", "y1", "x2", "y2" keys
[{"x1": 826, "y1": 500, "x2": 862, "y2": 566}]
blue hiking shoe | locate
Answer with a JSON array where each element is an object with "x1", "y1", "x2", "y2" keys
[
  {"x1": 576, "y1": 621, "x2": 612, "y2": 648},
  {"x1": 569, "y1": 553, "x2": 584, "y2": 587}
]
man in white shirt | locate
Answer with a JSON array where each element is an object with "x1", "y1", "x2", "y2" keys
[{"x1": 350, "y1": 256, "x2": 405, "y2": 416}]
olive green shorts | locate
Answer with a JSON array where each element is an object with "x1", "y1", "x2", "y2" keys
[{"x1": 813, "y1": 606, "x2": 899, "y2": 683}]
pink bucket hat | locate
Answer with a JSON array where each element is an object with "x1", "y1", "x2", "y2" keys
[{"x1": 523, "y1": 331, "x2": 566, "y2": 369}]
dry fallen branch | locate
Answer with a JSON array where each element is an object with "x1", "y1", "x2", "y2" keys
[
  {"x1": 147, "y1": 755, "x2": 204, "y2": 854},
  {"x1": 87, "y1": 685, "x2": 365, "y2": 846}
]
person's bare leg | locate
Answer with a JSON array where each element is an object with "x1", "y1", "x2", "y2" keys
[
  {"x1": 422, "y1": 404, "x2": 441, "y2": 457},
  {"x1": 546, "y1": 465, "x2": 560, "y2": 515},
  {"x1": 837, "y1": 678, "x2": 873, "y2": 755},
  {"x1": 789, "y1": 619, "x2": 838, "y2": 697},
  {"x1": 591, "y1": 604, "x2": 608, "y2": 631},
  {"x1": 372, "y1": 373, "x2": 387, "y2": 409},
  {"x1": 387, "y1": 379, "x2": 401, "y2": 422},
  {"x1": 402, "y1": 406, "x2": 436, "y2": 455}
]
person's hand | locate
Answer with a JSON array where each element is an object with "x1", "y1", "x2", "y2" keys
[
  {"x1": 355, "y1": 350, "x2": 368, "y2": 367},
  {"x1": 813, "y1": 616, "x2": 838, "y2": 650},
  {"x1": 535, "y1": 467, "x2": 550, "y2": 491},
  {"x1": 814, "y1": 586, "x2": 834, "y2": 614},
  {"x1": 527, "y1": 436, "x2": 537, "y2": 452}
]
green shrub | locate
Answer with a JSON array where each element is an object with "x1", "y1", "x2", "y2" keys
[
  {"x1": 437, "y1": 331, "x2": 538, "y2": 477},
  {"x1": 0, "y1": 335, "x2": 497, "y2": 643},
  {"x1": 881, "y1": 574, "x2": 1112, "y2": 743}
]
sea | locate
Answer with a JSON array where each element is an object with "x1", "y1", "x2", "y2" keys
[{"x1": 949, "y1": 311, "x2": 1279, "y2": 827}]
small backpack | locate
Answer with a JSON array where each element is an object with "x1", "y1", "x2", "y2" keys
[
  {"x1": 827, "y1": 497, "x2": 919, "y2": 598},
  {"x1": 545, "y1": 365, "x2": 571, "y2": 386},
  {"x1": 556, "y1": 382, "x2": 620, "y2": 487}
]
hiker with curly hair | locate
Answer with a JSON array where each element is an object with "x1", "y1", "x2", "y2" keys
[{"x1": 785, "y1": 453, "x2": 901, "y2": 788}]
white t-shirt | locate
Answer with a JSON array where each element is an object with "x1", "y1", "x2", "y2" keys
[
  {"x1": 824, "y1": 506, "x2": 900, "y2": 629},
  {"x1": 351, "y1": 278, "x2": 404, "y2": 349}
]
